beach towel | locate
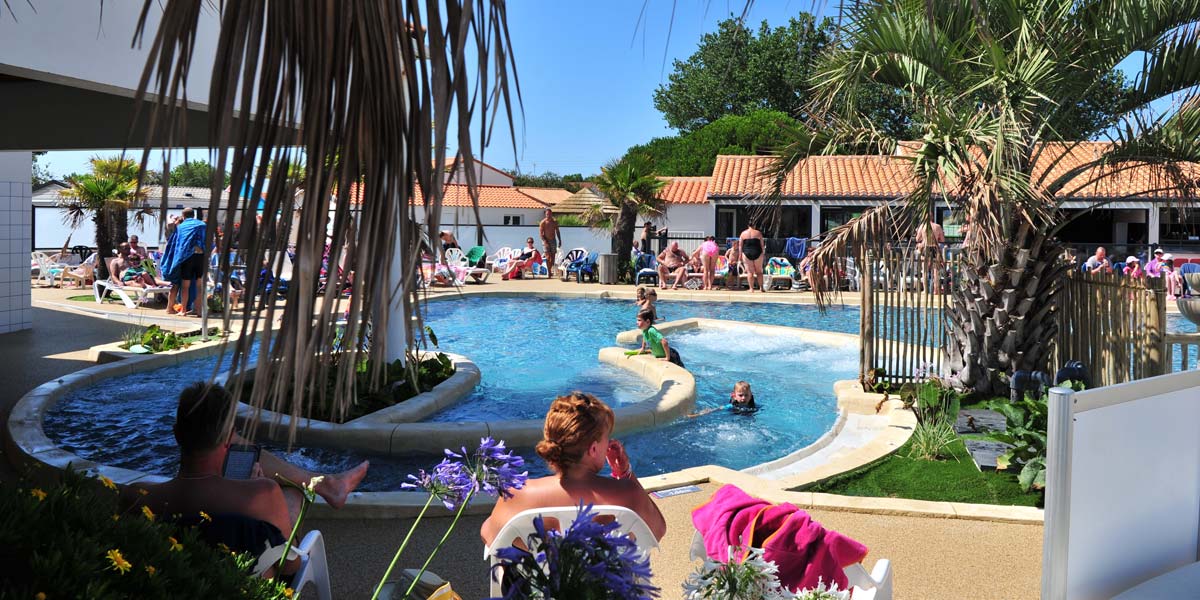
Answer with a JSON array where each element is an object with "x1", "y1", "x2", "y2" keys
[
  {"x1": 160, "y1": 217, "x2": 207, "y2": 282},
  {"x1": 762, "y1": 509, "x2": 868, "y2": 592},
  {"x1": 785, "y1": 237, "x2": 808, "y2": 261},
  {"x1": 691, "y1": 484, "x2": 772, "y2": 562}
]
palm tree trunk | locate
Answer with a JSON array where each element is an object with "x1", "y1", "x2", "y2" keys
[
  {"x1": 945, "y1": 222, "x2": 1068, "y2": 395},
  {"x1": 614, "y1": 204, "x2": 637, "y2": 282},
  {"x1": 95, "y1": 211, "x2": 115, "y2": 280}
]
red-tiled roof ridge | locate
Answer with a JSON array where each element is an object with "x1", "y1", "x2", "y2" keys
[{"x1": 656, "y1": 176, "x2": 710, "y2": 204}]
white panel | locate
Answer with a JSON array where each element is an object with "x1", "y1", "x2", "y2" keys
[{"x1": 1065, "y1": 384, "x2": 1200, "y2": 599}]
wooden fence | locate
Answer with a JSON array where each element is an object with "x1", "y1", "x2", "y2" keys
[
  {"x1": 859, "y1": 247, "x2": 956, "y2": 384},
  {"x1": 860, "y1": 249, "x2": 1168, "y2": 388},
  {"x1": 1052, "y1": 271, "x2": 1166, "y2": 387}
]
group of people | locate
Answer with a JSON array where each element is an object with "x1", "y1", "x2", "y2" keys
[
  {"x1": 650, "y1": 222, "x2": 767, "y2": 291},
  {"x1": 434, "y1": 209, "x2": 563, "y2": 282},
  {"x1": 1083, "y1": 246, "x2": 1186, "y2": 299}
]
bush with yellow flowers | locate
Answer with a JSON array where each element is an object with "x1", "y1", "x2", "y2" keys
[{"x1": 0, "y1": 469, "x2": 293, "y2": 599}]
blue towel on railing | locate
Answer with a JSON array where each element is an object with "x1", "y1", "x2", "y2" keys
[
  {"x1": 160, "y1": 217, "x2": 206, "y2": 282},
  {"x1": 785, "y1": 237, "x2": 808, "y2": 261}
]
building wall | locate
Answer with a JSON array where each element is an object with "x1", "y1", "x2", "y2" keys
[
  {"x1": 661, "y1": 204, "x2": 714, "y2": 235},
  {"x1": 421, "y1": 206, "x2": 547, "y2": 228},
  {"x1": 445, "y1": 163, "x2": 513, "y2": 187},
  {"x1": 0, "y1": 152, "x2": 32, "y2": 334}
]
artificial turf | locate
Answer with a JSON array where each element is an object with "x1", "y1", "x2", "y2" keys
[{"x1": 805, "y1": 436, "x2": 1043, "y2": 507}]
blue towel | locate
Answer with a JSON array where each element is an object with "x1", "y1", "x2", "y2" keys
[
  {"x1": 785, "y1": 237, "x2": 808, "y2": 261},
  {"x1": 160, "y1": 218, "x2": 207, "y2": 282}
]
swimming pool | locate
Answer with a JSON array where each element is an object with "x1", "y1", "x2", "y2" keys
[{"x1": 44, "y1": 296, "x2": 862, "y2": 490}]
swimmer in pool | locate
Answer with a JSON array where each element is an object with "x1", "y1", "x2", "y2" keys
[
  {"x1": 687, "y1": 381, "x2": 758, "y2": 418},
  {"x1": 635, "y1": 286, "x2": 659, "y2": 322},
  {"x1": 739, "y1": 223, "x2": 765, "y2": 293}
]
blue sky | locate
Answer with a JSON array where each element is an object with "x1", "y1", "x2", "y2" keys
[
  {"x1": 40, "y1": 2, "x2": 836, "y2": 180},
  {"x1": 38, "y1": 2, "x2": 1156, "y2": 181}
]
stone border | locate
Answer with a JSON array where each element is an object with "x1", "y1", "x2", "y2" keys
[
  {"x1": 220, "y1": 349, "x2": 695, "y2": 456},
  {"x1": 9, "y1": 294, "x2": 1042, "y2": 523}
]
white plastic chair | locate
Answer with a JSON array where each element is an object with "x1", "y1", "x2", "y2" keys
[
  {"x1": 488, "y1": 247, "x2": 517, "y2": 273},
  {"x1": 445, "y1": 247, "x2": 490, "y2": 283},
  {"x1": 31, "y1": 251, "x2": 68, "y2": 287},
  {"x1": 93, "y1": 257, "x2": 172, "y2": 309},
  {"x1": 485, "y1": 505, "x2": 659, "y2": 597},
  {"x1": 255, "y1": 530, "x2": 332, "y2": 600},
  {"x1": 688, "y1": 530, "x2": 892, "y2": 600},
  {"x1": 557, "y1": 247, "x2": 587, "y2": 280}
]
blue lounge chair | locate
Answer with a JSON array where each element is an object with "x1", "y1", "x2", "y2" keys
[
  {"x1": 566, "y1": 251, "x2": 599, "y2": 283},
  {"x1": 634, "y1": 253, "x2": 659, "y2": 286}
]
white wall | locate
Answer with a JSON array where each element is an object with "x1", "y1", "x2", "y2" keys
[
  {"x1": 434, "y1": 224, "x2": 613, "y2": 255},
  {"x1": 33, "y1": 206, "x2": 192, "y2": 251},
  {"x1": 0, "y1": 152, "x2": 32, "y2": 334},
  {"x1": 1043, "y1": 371, "x2": 1200, "y2": 599},
  {"x1": 0, "y1": 1, "x2": 218, "y2": 100},
  {"x1": 433, "y1": 206, "x2": 545, "y2": 228},
  {"x1": 663, "y1": 204, "x2": 714, "y2": 235}
]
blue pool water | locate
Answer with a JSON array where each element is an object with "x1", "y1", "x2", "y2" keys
[{"x1": 44, "y1": 297, "x2": 860, "y2": 490}]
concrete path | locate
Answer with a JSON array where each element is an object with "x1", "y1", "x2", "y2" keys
[{"x1": 5, "y1": 283, "x2": 1046, "y2": 599}]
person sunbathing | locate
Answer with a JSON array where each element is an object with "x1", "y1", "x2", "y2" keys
[
  {"x1": 480, "y1": 391, "x2": 667, "y2": 546},
  {"x1": 656, "y1": 242, "x2": 689, "y2": 290},
  {"x1": 502, "y1": 238, "x2": 542, "y2": 280}
]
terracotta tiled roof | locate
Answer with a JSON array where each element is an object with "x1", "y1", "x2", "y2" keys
[
  {"x1": 712, "y1": 144, "x2": 1200, "y2": 200},
  {"x1": 709, "y1": 154, "x2": 914, "y2": 198},
  {"x1": 515, "y1": 187, "x2": 573, "y2": 205},
  {"x1": 656, "y1": 176, "x2": 710, "y2": 204},
  {"x1": 345, "y1": 183, "x2": 550, "y2": 209},
  {"x1": 413, "y1": 184, "x2": 549, "y2": 209}
]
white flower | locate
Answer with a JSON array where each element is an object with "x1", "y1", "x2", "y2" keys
[
  {"x1": 682, "y1": 547, "x2": 791, "y2": 600},
  {"x1": 793, "y1": 578, "x2": 850, "y2": 600}
]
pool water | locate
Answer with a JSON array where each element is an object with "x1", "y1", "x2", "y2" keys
[{"x1": 44, "y1": 297, "x2": 861, "y2": 490}]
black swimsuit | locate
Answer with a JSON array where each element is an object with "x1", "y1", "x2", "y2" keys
[{"x1": 741, "y1": 238, "x2": 763, "y2": 260}]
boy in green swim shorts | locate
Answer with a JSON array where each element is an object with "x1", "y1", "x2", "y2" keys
[{"x1": 634, "y1": 309, "x2": 684, "y2": 368}]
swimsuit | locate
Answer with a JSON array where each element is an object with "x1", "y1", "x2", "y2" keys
[
  {"x1": 701, "y1": 240, "x2": 720, "y2": 256},
  {"x1": 742, "y1": 238, "x2": 763, "y2": 261}
]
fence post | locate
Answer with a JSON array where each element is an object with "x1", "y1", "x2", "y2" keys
[
  {"x1": 1042, "y1": 386, "x2": 1076, "y2": 600},
  {"x1": 860, "y1": 250, "x2": 874, "y2": 382},
  {"x1": 1147, "y1": 278, "x2": 1166, "y2": 376}
]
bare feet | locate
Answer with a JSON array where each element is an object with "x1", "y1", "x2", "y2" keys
[{"x1": 315, "y1": 460, "x2": 369, "y2": 508}]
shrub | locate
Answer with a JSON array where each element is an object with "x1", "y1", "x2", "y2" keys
[
  {"x1": 981, "y1": 381, "x2": 1083, "y2": 492},
  {"x1": 0, "y1": 470, "x2": 291, "y2": 600},
  {"x1": 909, "y1": 417, "x2": 959, "y2": 461}
]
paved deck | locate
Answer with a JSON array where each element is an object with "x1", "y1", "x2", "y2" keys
[{"x1": 4, "y1": 281, "x2": 1045, "y2": 599}]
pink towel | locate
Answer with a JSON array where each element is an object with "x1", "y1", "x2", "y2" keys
[
  {"x1": 762, "y1": 509, "x2": 868, "y2": 592},
  {"x1": 691, "y1": 484, "x2": 771, "y2": 562}
]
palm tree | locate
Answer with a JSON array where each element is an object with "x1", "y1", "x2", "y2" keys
[
  {"x1": 58, "y1": 156, "x2": 149, "y2": 280},
  {"x1": 130, "y1": 1, "x2": 519, "y2": 434},
  {"x1": 774, "y1": 0, "x2": 1200, "y2": 394},
  {"x1": 590, "y1": 156, "x2": 669, "y2": 281}
]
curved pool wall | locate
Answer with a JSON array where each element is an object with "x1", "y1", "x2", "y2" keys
[
  {"x1": 12, "y1": 290, "x2": 917, "y2": 518},
  {"x1": 226, "y1": 349, "x2": 695, "y2": 455}
]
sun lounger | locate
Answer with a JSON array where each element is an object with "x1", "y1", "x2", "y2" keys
[
  {"x1": 93, "y1": 257, "x2": 171, "y2": 309},
  {"x1": 444, "y1": 247, "x2": 490, "y2": 283},
  {"x1": 31, "y1": 251, "x2": 68, "y2": 287}
]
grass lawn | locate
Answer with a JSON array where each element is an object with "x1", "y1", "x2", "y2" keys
[{"x1": 805, "y1": 436, "x2": 1043, "y2": 507}]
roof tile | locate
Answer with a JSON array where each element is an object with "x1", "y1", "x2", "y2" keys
[{"x1": 657, "y1": 176, "x2": 710, "y2": 204}]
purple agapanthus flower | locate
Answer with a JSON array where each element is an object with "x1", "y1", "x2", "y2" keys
[
  {"x1": 402, "y1": 437, "x2": 528, "y2": 511},
  {"x1": 488, "y1": 502, "x2": 658, "y2": 600}
]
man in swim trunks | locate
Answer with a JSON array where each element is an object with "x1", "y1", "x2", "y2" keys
[
  {"x1": 739, "y1": 223, "x2": 765, "y2": 293},
  {"x1": 656, "y1": 242, "x2": 689, "y2": 290},
  {"x1": 539, "y1": 209, "x2": 562, "y2": 271}
]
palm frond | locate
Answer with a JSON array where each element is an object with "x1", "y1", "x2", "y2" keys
[{"x1": 132, "y1": 1, "x2": 519, "y2": 445}]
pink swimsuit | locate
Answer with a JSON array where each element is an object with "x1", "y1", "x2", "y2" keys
[{"x1": 700, "y1": 240, "x2": 720, "y2": 256}]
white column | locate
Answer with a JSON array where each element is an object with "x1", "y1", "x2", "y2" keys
[
  {"x1": 810, "y1": 202, "x2": 821, "y2": 239},
  {"x1": 384, "y1": 214, "x2": 408, "y2": 362},
  {"x1": 1148, "y1": 206, "x2": 1160, "y2": 245},
  {"x1": 0, "y1": 151, "x2": 33, "y2": 334}
]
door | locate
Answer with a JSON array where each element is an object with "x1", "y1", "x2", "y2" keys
[{"x1": 717, "y1": 207, "x2": 737, "y2": 240}]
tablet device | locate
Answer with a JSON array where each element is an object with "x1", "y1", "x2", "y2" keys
[{"x1": 222, "y1": 444, "x2": 260, "y2": 480}]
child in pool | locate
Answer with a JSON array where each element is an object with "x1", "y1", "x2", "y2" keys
[
  {"x1": 632, "y1": 308, "x2": 683, "y2": 367},
  {"x1": 636, "y1": 286, "x2": 659, "y2": 322},
  {"x1": 687, "y1": 381, "x2": 758, "y2": 418}
]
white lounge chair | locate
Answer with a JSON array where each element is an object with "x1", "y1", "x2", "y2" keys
[
  {"x1": 31, "y1": 251, "x2": 68, "y2": 287},
  {"x1": 93, "y1": 257, "x2": 172, "y2": 309},
  {"x1": 688, "y1": 530, "x2": 893, "y2": 599},
  {"x1": 488, "y1": 247, "x2": 518, "y2": 273},
  {"x1": 485, "y1": 505, "x2": 659, "y2": 597},
  {"x1": 557, "y1": 247, "x2": 587, "y2": 280},
  {"x1": 253, "y1": 530, "x2": 332, "y2": 600},
  {"x1": 444, "y1": 247, "x2": 490, "y2": 283}
]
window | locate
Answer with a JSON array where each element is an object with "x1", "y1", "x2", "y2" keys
[{"x1": 503, "y1": 215, "x2": 523, "y2": 226}]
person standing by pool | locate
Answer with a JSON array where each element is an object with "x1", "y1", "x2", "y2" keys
[
  {"x1": 439, "y1": 230, "x2": 460, "y2": 252},
  {"x1": 539, "y1": 209, "x2": 562, "y2": 272},
  {"x1": 739, "y1": 222, "x2": 765, "y2": 293},
  {"x1": 698, "y1": 236, "x2": 720, "y2": 290},
  {"x1": 161, "y1": 207, "x2": 207, "y2": 315},
  {"x1": 481, "y1": 391, "x2": 667, "y2": 546},
  {"x1": 725, "y1": 239, "x2": 742, "y2": 289},
  {"x1": 634, "y1": 308, "x2": 683, "y2": 367}
]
